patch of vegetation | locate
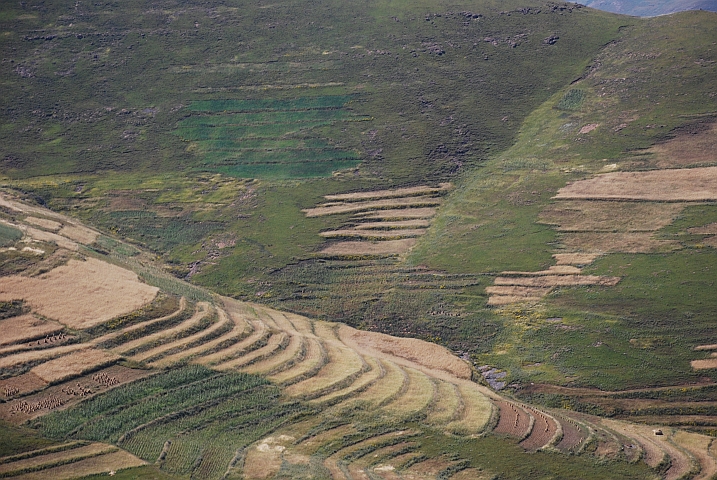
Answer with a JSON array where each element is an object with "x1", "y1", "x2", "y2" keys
[
  {"x1": 556, "y1": 89, "x2": 586, "y2": 111},
  {"x1": 0, "y1": 421, "x2": 56, "y2": 458},
  {"x1": 33, "y1": 365, "x2": 310, "y2": 479},
  {"x1": 0, "y1": 223, "x2": 22, "y2": 247}
]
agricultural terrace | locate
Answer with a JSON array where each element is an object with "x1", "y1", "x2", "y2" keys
[
  {"x1": 175, "y1": 96, "x2": 369, "y2": 179},
  {"x1": 303, "y1": 184, "x2": 450, "y2": 257}
]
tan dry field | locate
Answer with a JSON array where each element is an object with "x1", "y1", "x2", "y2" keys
[
  {"x1": 493, "y1": 275, "x2": 620, "y2": 287},
  {"x1": 319, "y1": 228, "x2": 426, "y2": 239},
  {"x1": 19, "y1": 225, "x2": 79, "y2": 250},
  {"x1": 353, "y1": 207, "x2": 437, "y2": 219},
  {"x1": 338, "y1": 325, "x2": 472, "y2": 380},
  {"x1": 23, "y1": 216, "x2": 62, "y2": 232},
  {"x1": 0, "y1": 443, "x2": 117, "y2": 475},
  {"x1": 323, "y1": 183, "x2": 451, "y2": 202},
  {"x1": 487, "y1": 295, "x2": 544, "y2": 306},
  {"x1": 691, "y1": 358, "x2": 717, "y2": 370},
  {"x1": 0, "y1": 195, "x2": 66, "y2": 221},
  {"x1": 303, "y1": 196, "x2": 442, "y2": 217},
  {"x1": 647, "y1": 122, "x2": 717, "y2": 169},
  {"x1": 485, "y1": 286, "x2": 553, "y2": 297},
  {"x1": 552, "y1": 253, "x2": 600, "y2": 265},
  {"x1": 540, "y1": 201, "x2": 685, "y2": 232},
  {"x1": 672, "y1": 430, "x2": 717, "y2": 480},
  {"x1": 500, "y1": 266, "x2": 583, "y2": 275},
  {"x1": 10, "y1": 449, "x2": 146, "y2": 480},
  {"x1": 353, "y1": 219, "x2": 431, "y2": 229},
  {"x1": 383, "y1": 367, "x2": 436, "y2": 417},
  {"x1": 113, "y1": 302, "x2": 212, "y2": 356},
  {"x1": 0, "y1": 314, "x2": 64, "y2": 346},
  {"x1": 30, "y1": 348, "x2": 120, "y2": 384},
  {"x1": 425, "y1": 380, "x2": 462, "y2": 425},
  {"x1": 690, "y1": 223, "x2": 717, "y2": 235},
  {"x1": 559, "y1": 231, "x2": 681, "y2": 253},
  {"x1": 58, "y1": 223, "x2": 99, "y2": 245},
  {"x1": 554, "y1": 166, "x2": 717, "y2": 201},
  {"x1": 0, "y1": 257, "x2": 159, "y2": 329},
  {"x1": 319, "y1": 239, "x2": 417, "y2": 256},
  {"x1": 0, "y1": 343, "x2": 87, "y2": 370}
]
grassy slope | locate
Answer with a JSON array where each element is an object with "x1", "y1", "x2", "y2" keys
[{"x1": 409, "y1": 10, "x2": 717, "y2": 391}]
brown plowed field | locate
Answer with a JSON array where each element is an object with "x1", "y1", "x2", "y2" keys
[
  {"x1": 0, "y1": 315, "x2": 64, "y2": 346},
  {"x1": 554, "y1": 166, "x2": 717, "y2": 201},
  {"x1": 0, "y1": 372, "x2": 47, "y2": 397},
  {"x1": 0, "y1": 258, "x2": 159, "y2": 329},
  {"x1": 555, "y1": 416, "x2": 587, "y2": 452},
  {"x1": 493, "y1": 401, "x2": 532, "y2": 438},
  {"x1": 690, "y1": 223, "x2": 717, "y2": 235},
  {"x1": 520, "y1": 407, "x2": 558, "y2": 451}
]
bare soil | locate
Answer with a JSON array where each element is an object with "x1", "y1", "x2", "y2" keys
[
  {"x1": 492, "y1": 401, "x2": 532, "y2": 437},
  {"x1": 647, "y1": 122, "x2": 717, "y2": 169},
  {"x1": 519, "y1": 407, "x2": 558, "y2": 451},
  {"x1": 555, "y1": 417, "x2": 587, "y2": 452}
]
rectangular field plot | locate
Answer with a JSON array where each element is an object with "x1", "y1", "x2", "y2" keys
[
  {"x1": 0, "y1": 314, "x2": 64, "y2": 347},
  {"x1": 175, "y1": 94, "x2": 366, "y2": 179},
  {"x1": 187, "y1": 96, "x2": 355, "y2": 113}
]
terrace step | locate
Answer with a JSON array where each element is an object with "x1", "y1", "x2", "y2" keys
[
  {"x1": 215, "y1": 331, "x2": 289, "y2": 370},
  {"x1": 240, "y1": 332, "x2": 304, "y2": 375},
  {"x1": 383, "y1": 367, "x2": 436, "y2": 418},
  {"x1": 111, "y1": 302, "x2": 211, "y2": 356},
  {"x1": 446, "y1": 383, "x2": 494, "y2": 436},
  {"x1": 132, "y1": 306, "x2": 227, "y2": 363},
  {"x1": 149, "y1": 306, "x2": 250, "y2": 367},
  {"x1": 310, "y1": 355, "x2": 385, "y2": 406},
  {"x1": 194, "y1": 318, "x2": 269, "y2": 366},
  {"x1": 269, "y1": 337, "x2": 328, "y2": 386},
  {"x1": 92, "y1": 297, "x2": 189, "y2": 348}
]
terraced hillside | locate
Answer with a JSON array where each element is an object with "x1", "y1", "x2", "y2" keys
[{"x1": 0, "y1": 191, "x2": 715, "y2": 480}]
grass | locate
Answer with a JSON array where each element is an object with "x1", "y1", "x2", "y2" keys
[{"x1": 0, "y1": 223, "x2": 22, "y2": 247}]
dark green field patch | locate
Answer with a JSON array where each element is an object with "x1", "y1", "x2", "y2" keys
[
  {"x1": 0, "y1": 223, "x2": 22, "y2": 247},
  {"x1": 187, "y1": 95, "x2": 355, "y2": 113},
  {"x1": 176, "y1": 95, "x2": 365, "y2": 178}
]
